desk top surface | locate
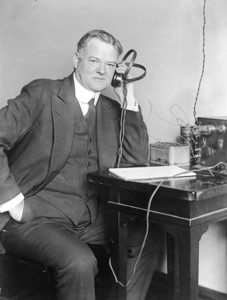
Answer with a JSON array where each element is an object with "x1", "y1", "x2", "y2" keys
[
  {"x1": 88, "y1": 171, "x2": 227, "y2": 223},
  {"x1": 88, "y1": 170, "x2": 227, "y2": 200}
]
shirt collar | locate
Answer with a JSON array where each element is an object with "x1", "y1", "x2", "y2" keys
[{"x1": 73, "y1": 72, "x2": 100, "y2": 105}]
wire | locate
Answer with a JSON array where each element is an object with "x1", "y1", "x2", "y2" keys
[
  {"x1": 193, "y1": 0, "x2": 207, "y2": 124},
  {"x1": 179, "y1": 134, "x2": 197, "y2": 161},
  {"x1": 170, "y1": 104, "x2": 190, "y2": 126},
  {"x1": 109, "y1": 179, "x2": 165, "y2": 287},
  {"x1": 115, "y1": 83, "x2": 128, "y2": 168},
  {"x1": 147, "y1": 100, "x2": 177, "y2": 127},
  {"x1": 193, "y1": 161, "x2": 227, "y2": 175}
]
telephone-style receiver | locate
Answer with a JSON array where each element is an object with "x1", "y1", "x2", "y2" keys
[{"x1": 111, "y1": 49, "x2": 146, "y2": 88}]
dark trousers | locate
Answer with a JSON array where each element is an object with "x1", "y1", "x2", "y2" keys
[{"x1": 2, "y1": 211, "x2": 163, "y2": 300}]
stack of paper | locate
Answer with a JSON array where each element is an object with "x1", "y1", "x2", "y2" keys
[{"x1": 109, "y1": 165, "x2": 196, "y2": 181}]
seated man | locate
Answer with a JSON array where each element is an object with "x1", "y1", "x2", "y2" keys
[{"x1": 0, "y1": 29, "x2": 162, "y2": 300}]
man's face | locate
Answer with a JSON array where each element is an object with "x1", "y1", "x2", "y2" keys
[{"x1": 74, "y1": 38, "x2": 119, "y2": 92}]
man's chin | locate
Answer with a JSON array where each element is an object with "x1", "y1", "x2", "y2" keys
[{"x1": 92, "y1": 82, "x2": 110, "y2": 92}]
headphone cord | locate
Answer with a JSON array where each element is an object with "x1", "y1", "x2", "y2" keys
[{"x1": 116, "y1": 82, "x2": 128, "y2": 168}]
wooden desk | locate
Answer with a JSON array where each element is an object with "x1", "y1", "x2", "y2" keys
[{"x1": 88, "y1": 170, "x2": 227, "y2": 300}]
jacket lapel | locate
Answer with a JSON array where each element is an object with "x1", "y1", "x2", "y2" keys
[
  {"x1": 46, "y1": 74, "x2": 76, "y2": 181},
  {"x1": 96, "y1": 95, "x2": 119, "y2": 170}
]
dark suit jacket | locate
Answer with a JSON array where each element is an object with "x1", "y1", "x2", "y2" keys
[{"x1": 0, "y1": 73, "x2": 148, "y2": 206}]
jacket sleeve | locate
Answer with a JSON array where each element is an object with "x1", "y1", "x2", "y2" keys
[
  {"x1": 0, "y1": 81, "x2": 45, "y2": 205},
  {"x1": 118, "y1": 106, "x2": 149, "y2": 167}
]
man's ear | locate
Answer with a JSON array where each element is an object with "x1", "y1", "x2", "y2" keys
[{"x1": 73, "y1": 52, "x2": 79, "y2": 69}]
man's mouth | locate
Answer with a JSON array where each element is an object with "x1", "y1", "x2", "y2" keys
[{"x1": 94, "y1": 77, "x2": 105, "y2": 81}]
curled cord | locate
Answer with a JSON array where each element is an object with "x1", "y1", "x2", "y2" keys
[
  {"x1": 170, "y1": 104, "x2": 190, "y2": 126},
  {"x1": 147, "y1": 100, "x2": 176, "y2": 127},
  {"x1": 147, "y1": 102, "x2": 191, "y2": 128},
  {"x1": 146, "y1": 101, "x2": 192, "y2": 142},
  {"x1": 176, "y1": 117, "x2": 187, "y2": 127}
]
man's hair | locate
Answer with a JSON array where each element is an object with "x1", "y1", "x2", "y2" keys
[{"x1": 77, "y1": 29, "x2": 123, "y2": 56}]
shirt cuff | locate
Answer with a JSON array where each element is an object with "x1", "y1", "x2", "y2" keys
[
  {"x1": 121, "y1": 95, "x2": 139, "y2": 112},
  {"x1": 125, "y1": 103, "x2": 139, "y2": 112},
  {"x1": 0, "y1": 193, "x2": 24, "y2": 213}
]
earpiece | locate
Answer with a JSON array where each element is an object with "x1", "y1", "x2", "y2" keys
[{"x1": 111, "y1": 49, "x2": 146, "y2": 88}]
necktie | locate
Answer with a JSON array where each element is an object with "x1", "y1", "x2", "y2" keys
[{"x1": 85, "y1": 98, "x2": 96, "y2": 126}]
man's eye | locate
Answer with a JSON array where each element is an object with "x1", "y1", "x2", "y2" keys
[
  {"x1": 89, "y1": 59, "x2": 98, "y2": 64},
  {"x1": 107, "y1": 63, "x2": 115, "y2": 68}
]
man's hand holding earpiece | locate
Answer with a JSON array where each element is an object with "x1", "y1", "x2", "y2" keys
[{"x1": 114, "y1": 63, "x2": 139, "y2": 111}]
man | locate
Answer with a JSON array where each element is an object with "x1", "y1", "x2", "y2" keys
[{"x1": 0, "y1": 29, "x2": 162, "y2": 300}]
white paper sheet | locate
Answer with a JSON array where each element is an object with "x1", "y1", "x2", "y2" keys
[{"x1": 109, "y1": 166, "x2": 196, "y2": 181}]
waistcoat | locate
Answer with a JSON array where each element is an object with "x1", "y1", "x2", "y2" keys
[{"x1": 22, "y1": 99, "x2": 99, "y2": 226}]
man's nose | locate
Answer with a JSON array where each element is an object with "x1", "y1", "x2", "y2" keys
[{"x1": 97, "y1": 62, "x2": 106, "y2": 74}]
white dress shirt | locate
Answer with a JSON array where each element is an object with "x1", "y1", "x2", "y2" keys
[{"x1": 73, "y1": 73, "x2": 100, "y2": 115}]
